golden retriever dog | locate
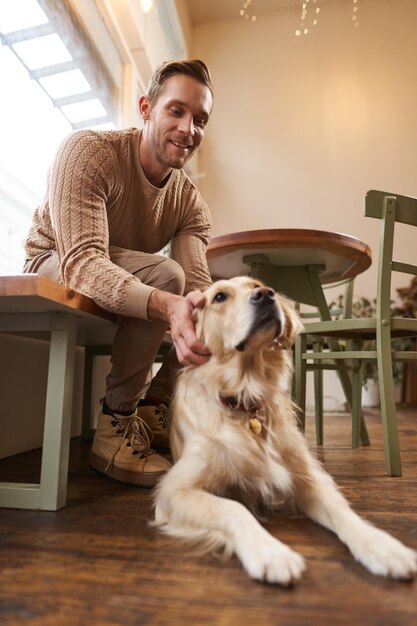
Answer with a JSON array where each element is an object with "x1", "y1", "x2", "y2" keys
[{"x1": 154, "y1": 276, "x2": 417, "y2": 585}]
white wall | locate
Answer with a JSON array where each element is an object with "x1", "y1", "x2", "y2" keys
[{"x1": 190, "y1": 0, "x2": 417, "y2": 301}]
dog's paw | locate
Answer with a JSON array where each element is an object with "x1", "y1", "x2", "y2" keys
[
  {"x1": 352, "y1": 528, "x2": 417, "y2": 580},
  {"x1": 239, "y1": 535, "x2": 306, "y2": 586}
]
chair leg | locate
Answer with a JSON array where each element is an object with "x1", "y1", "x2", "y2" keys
[
  {"x1": 327, "y1": 336, "x2": 370, "y2": 447},
  {"x1": 294, "y1": 334, "x2": 307, "y2": 433},
  {"x1": 378, "y1": 330, "x2": 402, "y2": 476},
  {"x1": 313, "y1": 341, "x2": 323, "y2": 445},
  {"x1": 351, "y1": 358, "x2": 362, "y2": 449},
  {"x1": 359, "y1": 413, "x2": 371, "y2": 447}
]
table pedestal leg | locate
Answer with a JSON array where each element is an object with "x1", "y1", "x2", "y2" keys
[{"x1": 244, "y1": 255, "x2": 370, "y2": 446}]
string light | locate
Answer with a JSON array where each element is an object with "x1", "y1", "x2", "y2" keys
[
  {"x1": 295, "y1": 0, "x2": 320, "y2": 37},
  {"x1": 239, "y1": 0, "x2": 256, "y2": 22},
  {"x1": 352, "y1": 0, "x2": 360, "y2": 28},
  {"x1": 295, "y1": 0, "x2": 361, "y2": 37}
]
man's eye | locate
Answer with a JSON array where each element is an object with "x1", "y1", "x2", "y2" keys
[
  {"x1": 171, "y1": 108, "x2": 182, "y2": 116},
  {"x1": 213, "y1": 292, "x2": 227, "y2": 303},
  {"x1": 195, "y1": 118, "x2": 207, "y2": 128}
]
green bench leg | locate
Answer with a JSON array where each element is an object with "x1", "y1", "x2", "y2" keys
[{"x1": 39, "y1": 313, "x2": 77, "y2": 510}]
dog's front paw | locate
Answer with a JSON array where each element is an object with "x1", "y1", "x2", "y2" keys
[
  {"x1": 352, "y1": 528, "x2": 417, "y2": 580},
  {"x1": 238, "y1": 535, "x2": 306, "y2": 586}
]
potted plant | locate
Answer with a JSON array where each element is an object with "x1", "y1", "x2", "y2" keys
[
  {"x1": 396, "y1": 276, "x2": 417, "y2": 405},
  {"x1": 396, "y1": 276, "x2": 417, "y2": 318}
]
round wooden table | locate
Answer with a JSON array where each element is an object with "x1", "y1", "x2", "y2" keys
[
  {"x1": 207, "y1": 228, "x2": 372, "y2": 312},
  {"x1": 207, "y1": 228, "x2": 372, "y2": 287}
]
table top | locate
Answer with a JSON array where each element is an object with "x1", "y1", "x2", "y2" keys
[{"x1": 207, "y1": 228, "x2": 372, "y2": 285}]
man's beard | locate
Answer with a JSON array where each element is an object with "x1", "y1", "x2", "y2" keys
[{"x1": 150, "y1": 128, "x2": 194, "y2": 169}]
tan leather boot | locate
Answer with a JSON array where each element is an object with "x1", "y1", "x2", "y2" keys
[
  {"x1": 137, "y1": 402, "x2": 170, "y2": 450},
  {"x1": 89, "y1": 409, "x2": 171, "y2": 487}
]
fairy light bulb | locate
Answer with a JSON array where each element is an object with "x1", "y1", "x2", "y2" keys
[
  {"x1": 296, "y1": 0, "x2": 321, "y2": 37},
  {"x1": 239, "y1": 0, "x2": 256, "y2": 22}
]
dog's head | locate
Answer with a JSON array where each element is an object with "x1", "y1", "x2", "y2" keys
[{"x1": 195, "y1": 276, "x2": 301, "y2": 358}]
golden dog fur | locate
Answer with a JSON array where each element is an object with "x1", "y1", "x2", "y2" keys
[{"x1": 154, "y1": 277, "x2": 417, "y2": 585}]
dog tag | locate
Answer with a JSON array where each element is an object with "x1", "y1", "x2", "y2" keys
[{"x1": 249, "y1": 417, "x2": 262, "y2": 436}]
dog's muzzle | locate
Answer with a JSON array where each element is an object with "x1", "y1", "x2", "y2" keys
[{"x1": 235, "y1": 287, "x2": 282, "y2": 351}]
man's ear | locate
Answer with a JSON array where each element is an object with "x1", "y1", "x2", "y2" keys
[{"x1": 139, "y1": 95, "x2": 151, "y2": 121}]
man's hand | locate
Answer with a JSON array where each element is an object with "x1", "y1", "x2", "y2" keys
[
  {"x1": 169, "y1": 291, "x2": 210, "y2": 365},
  {"x1": 147, "y1": 289, "x2": 210, "y2": 366}
]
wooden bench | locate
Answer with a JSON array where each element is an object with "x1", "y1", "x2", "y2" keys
[{"x1": 0, "y1": 274, "x2": 118, "y2": 511}]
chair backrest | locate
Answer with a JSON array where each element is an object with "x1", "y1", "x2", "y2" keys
[
  {"x1": 365, "y1": 190, "x2": 417, "y2": 320},
  {"x1": 366, "y1": 190, "x2": 417, "y2": 227}
]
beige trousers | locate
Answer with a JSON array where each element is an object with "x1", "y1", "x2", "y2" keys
[{"x1": 24, "y1": 247, "x2": 184, "y2": 412}]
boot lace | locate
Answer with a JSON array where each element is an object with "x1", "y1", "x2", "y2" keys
[{"x1": 105, "y1": 414, "x2": 156, "y2": 472}]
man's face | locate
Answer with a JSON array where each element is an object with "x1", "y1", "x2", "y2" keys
[{"x1": 140, "y1": 74, "x2": 213, "y2": 172}]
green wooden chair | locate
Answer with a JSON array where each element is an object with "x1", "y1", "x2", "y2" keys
[
  {"x1": 294, "y1": 190, "x2": 417, "y2": 476},
  {"x1": 296, "y1": 278, "x2": 355, "y2": 446}
]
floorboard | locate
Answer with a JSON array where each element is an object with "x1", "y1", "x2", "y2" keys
[{"x1": 0, "y1": 408, "x2": 416, "y2": 626}]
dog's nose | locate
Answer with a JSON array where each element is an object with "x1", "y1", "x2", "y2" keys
[{"x1": 250, "y1": 287, "x2": 275, "y2": 305}]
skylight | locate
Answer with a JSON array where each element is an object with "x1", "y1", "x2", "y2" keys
[
  {"x1": 0, "y1": 0, "x2": 116, "y2": 130},
  {"x1": 61, "y1": 99, "x2": 107, "y2": 124},
  {"x1": 12, "y1": 33, "x2": 72, "y2": 70},
  {"x1": 38, "y1": 69, "x2": 91, "y2": 100},
  {"x1": 0, "y1": 0, "x2": 48, "y2": 34}
]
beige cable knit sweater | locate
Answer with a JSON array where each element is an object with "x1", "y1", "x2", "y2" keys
[{"x1": 24, "y1": 128, "x2": 212, "y2": 319}]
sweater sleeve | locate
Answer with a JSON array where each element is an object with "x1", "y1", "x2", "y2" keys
[
  {"x1": 49, "y1": 131, "x2": 154, "y2": 318},
  {"x1": 170, "y1": 189, "x2": 213, "y2": 293}
]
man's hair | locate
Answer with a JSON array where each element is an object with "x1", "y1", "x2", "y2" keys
[{"x1": 146, "y1": 59, "x2": 213, "y2": 106}]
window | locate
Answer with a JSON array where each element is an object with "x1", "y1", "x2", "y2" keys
[{"x1": 0, "y1": 0, "x2": 118, "y2": 273}]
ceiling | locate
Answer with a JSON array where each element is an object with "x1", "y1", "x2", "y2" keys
[{"x1": 183, "y1": 0, "x2": 342, "y2": 25}]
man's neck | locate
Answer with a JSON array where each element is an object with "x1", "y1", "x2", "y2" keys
[{"x1": 139, "y1": 132, "x2": 171, "y2": 188}]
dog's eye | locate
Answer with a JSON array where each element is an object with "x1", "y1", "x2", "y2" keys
[{"x1": 213, "y1": 292, "x2": 227, "y2": 303}]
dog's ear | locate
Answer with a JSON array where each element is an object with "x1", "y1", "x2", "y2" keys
[{"x1": 280, "y1": 299, "x2": 303, "y2": 350}]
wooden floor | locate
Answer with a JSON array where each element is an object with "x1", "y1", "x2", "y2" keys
[{"x1": 1, "y1": 408, "x2": 417, "y2": 626}]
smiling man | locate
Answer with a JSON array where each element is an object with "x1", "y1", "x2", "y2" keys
[
  {"x1": 140, "y1": 72, "x2": 210, "y2": 176},
  {"x1": 23, "y1": 60, "x2": 214, "y2": 487}
]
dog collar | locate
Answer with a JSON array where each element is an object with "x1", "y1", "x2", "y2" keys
[{"x1": 219, "y1": 395, "x2": 264, "y2": 436}]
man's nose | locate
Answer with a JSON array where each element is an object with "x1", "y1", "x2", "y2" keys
[{"x1": 178, "y1": 115, "x2": 195, "y2": 135}]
